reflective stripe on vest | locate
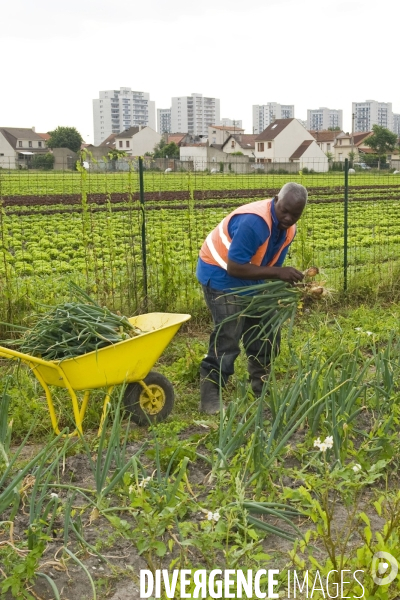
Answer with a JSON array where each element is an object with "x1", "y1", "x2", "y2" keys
[{"x1": 199, "y1": 199, "x2": 296, "y2": 270}]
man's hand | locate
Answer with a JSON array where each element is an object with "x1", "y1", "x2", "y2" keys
[
  {"x1": 226, "y1": 260, "x2": 305, "y2": 283},
  {"x1": 277, "y1": 267, "x2": 304, "y2": 283}
]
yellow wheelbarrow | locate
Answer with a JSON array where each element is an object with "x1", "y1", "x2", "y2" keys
[{"x1": 0, "y1": 312, "x2": 191, "y2": 436}]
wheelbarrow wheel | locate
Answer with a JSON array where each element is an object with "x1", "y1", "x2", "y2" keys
[{"x1": 123, "y1": 371, "x2": 175, "y2": 426}]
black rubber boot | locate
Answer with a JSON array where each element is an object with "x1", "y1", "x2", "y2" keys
[
  {"x1": 248, "y1": 359, "x2": 270, "y2": 396},
  {"x1": 199, "y1": 372, "x2": 222, "y2": 414}
]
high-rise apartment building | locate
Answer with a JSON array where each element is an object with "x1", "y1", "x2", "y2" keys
[
  {"x1": 352, "y1": 100, "x2": 393, "y2": 132},
  {"x1": 252, "y1": 103, "x2": 294, "y2": 134},
  {"x1": 93, "y1": 87, "x2": 156, "y2": 146},
  {"x1": 393, "y1": 114, "x2": 400, "y2": 136},
  {"x1": 306, "y1": 107, "x2": 343, "y2": 131},
  {"x1": 157, "y1": 108, "x2": 172, "y2": 134},
  {"x1": 171, "y1": 93, "x2": 220, "y2": 136},
  {"x1": 221, "y1": 118, "x2": 243, "y2": 129}
]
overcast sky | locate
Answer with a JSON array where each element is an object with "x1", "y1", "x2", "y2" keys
[{"x1": 1, "y1": 0, "x2": 399, "y2": 142}]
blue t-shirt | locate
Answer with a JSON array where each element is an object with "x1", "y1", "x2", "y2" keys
[{"x1": 196, "y1": 201, "x2": 291, "y2": 291}]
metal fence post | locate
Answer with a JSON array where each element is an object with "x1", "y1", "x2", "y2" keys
[
  {"x1": 343, "y1": 158, "x2": 349, "y2": 292},
  {"x1": 138, "y1": 157, "x2": 148, "y2": 311}
]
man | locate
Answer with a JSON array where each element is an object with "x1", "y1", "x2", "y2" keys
[{"x1": 196, "y1": 181, "x2": 307, "y2": 414}]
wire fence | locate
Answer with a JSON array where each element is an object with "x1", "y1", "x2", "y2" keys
[{"x1": 1, "y1": 159, "x2": 400, "y2": 322}]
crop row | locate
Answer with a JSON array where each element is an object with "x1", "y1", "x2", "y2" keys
[
  {"x1": 3, "y1": 188, "x2": 400, "y2": 217},
  {"x1": 1, "y1": 197, "x2": 399, "y2": 316},
  {"x1": 1, "y1": 170, "x2": 400, "y2": 196}
]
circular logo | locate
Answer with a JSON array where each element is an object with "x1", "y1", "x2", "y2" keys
[{"x1": 372, "y1": 551, "x2": 398, "y2": 586}]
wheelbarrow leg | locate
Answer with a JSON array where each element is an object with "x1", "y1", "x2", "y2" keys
[
  {"x1": 33, "y1": 366, "x2": 86, "y2": 437},
  {"x1": 80, "y1": 390, "x2": 91, "y2": 423},
  {"x1": 98, "y1": 386, "x2": 114, "y2": 437},
  {"x1": 32, "y1": 368, "x2": 62, "y2": 436}
]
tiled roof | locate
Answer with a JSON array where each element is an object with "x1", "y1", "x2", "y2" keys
[
  {"x1": 289, "y1": 139, "x2": 313, "y2": 159},
  {"x1": 167, "y1": 133, "x2": 187, "y2": 145},
  {"x1": 116, "y1": 126, "x2": 142, "y2": 138},
  {"x1": 255, "y1": 119, "x2": 295, "y2": 141},
  {"x1": 0, "y1": 127, "x2": 44, "y2": 149},
  {"x1": 358, "y1": 147, "x2": 376, "y2": 154},
  {"x1": 353, "y1": 132, "x2": 372, "y2": 146},
  {"x1": 222, "y1": 134, "x2": 258, "y2": 150},
  {"x1": 309, "y1": 130, "x2": 342, "y2": 142},
  {"x1": 238, "y1": 134, "x2": 258, "y2": 146},
  {"x1": 38, "y1": 133, "x2": 50, "y2": 140},
  {"x1": 99, "y1": 134, "x2": 117, "y2": 147}
]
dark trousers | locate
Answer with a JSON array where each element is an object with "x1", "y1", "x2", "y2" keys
[{"x1": 200, "y1": 285, "x2": 281, "y2": 386}]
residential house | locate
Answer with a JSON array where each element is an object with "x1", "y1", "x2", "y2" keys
[
  {"x1": 353, "y1": 132, "x2": 373, "y2": 157},
  {"x1": 309, "y1": 130, "x2": 342, "y2": 156},
  {"x1": 254, "y1": 119, "x2": 328, "y2": 172},
  {"x1": 390, "y1": 149, "x2": 400, "y2": 170},
  {"x1": 333, "y1": 131, "x2": 372, "y2": 162},
  {"x1": 180, "y1": 142, "x2": 250, "y2": 173},
  {"x1": 114, "y1": 126, "x2": 161, "y2": 156},
  {"x1": 38, "y1": 132, "x2": 50, "y2": 144},
  {"x1": 221, "y1": 134, "x2": 258, "y2": 157},
  {"x1": 99, "y1": 133, "x2": 117, "y2": 150},
  {"x1": 208, "y1": 125, "x2": 245, "y2": 146},
  {"x1": 82, "y1": 135, "x2": 117, "y2": 162},
  {"x1": 332, "y1": 132, "x2": 353, "y2": 162},
  {"x1": 0, "y1": 127, "x2": 48, "y2": 169},
  {"x1": 167, "y1": 133, "x2": 192, "y2": 147}
]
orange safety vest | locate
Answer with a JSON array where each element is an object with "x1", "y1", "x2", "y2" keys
[{"x1": 199, "y1": 199, "x2": 296, "y2": 270}]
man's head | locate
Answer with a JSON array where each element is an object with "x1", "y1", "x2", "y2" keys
[{"x1": 274, "y1": 182, "x2": 307, "y2": 230}]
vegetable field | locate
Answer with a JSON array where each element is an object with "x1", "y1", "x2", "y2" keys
[{"x1": 1, "y1": 169, "x2": 400, "y2": 321}]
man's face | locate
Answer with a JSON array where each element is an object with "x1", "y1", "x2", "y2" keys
[{"x1": 274, "y1": 193, "x2": 305, "y2": 230}]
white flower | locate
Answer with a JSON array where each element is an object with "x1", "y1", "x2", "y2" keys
[
  {"x1": 138, "y1": 477, "x2": 151, "y2": 488},
  {"x1": 130, "y1": 477, "x2": 152, "y2": 492},
  {"x1": 314, "y1": 436, "x2": 334, "y2": 452},
  {"x1": 206, "y1": 511, "x2": 220, "y2": 522},
  {"x1": 354, "y1": 327, "x2": 375, "y2": 336},
  {"x1": 50, "y1": 493, "x2": 58, "y2": 498},
  {"x1": 353, "y1": 464, "x2": 362, "y2": 473}
]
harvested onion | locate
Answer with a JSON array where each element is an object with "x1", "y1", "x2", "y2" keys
[{"x1": 303, "y1": 266, "x2": 319, "y2": 278}]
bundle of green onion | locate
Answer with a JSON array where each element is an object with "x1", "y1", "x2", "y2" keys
[
  {"x1": 14, "y1": 284, "x2": 143, "y2": 361},
  {"x1": 219, "y1": 280, "x2": 300, "y2": 344},
  {"x1": 218, "y1": 268, "x2": 323, "y2": 343}
]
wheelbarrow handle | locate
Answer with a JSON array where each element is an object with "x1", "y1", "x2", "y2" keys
[{"x1": 0, "y1": 345, "x2": 55, "y2": 368}]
